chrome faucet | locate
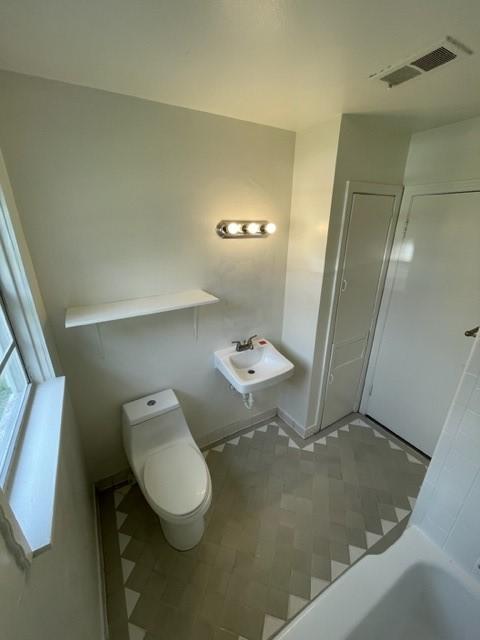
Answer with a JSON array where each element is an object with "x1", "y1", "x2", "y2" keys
[{"x1": 232, "y1": 335, "x2": 257, "y2": 352}]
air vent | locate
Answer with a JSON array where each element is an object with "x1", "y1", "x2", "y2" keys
[
  {"x1": 370, "y1": 36, "x2": 473, "y2": 88},
  {"x1": 379, "y1": 66, "x2": 421, "y2": 87},
  {"x1": 411, "y1": 46, "x2": 457, "y2": 71}
]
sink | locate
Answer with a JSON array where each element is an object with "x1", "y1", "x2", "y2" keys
[{"x1": 214, "y1": 338, "x2": 294, "y2": 394}]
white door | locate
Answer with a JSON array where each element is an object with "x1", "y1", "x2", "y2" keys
[
  {"x1": 321, "y1": 184, "x2": 402, "y2": 428},
  {"x1": 363, "y1": 185, "x2": 480, "y2": 455}
]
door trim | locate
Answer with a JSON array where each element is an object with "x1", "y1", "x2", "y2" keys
[
  {"x1": 316, "y1": 180, "x2": 404, "y2": 429},
  {"x1": 360, "y1": 178, "x2": 480, "y2": 415}
]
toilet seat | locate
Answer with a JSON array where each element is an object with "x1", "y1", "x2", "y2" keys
[{"x1": 143, "y1": 442, "x2": 209, "y2": 519}]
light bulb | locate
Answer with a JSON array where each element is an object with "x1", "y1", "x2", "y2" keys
[
  {"x1": 265, "y1": 222, "x2": 277, "y2": 235},
  {"x1": 227, "y1": 222, "x2": 241, "y2": 235},
  {"x1": 246, "y1": 222, "x2": 261, "y2": 235}
]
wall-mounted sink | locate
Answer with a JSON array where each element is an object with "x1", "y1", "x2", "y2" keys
[{"x1": 214, "y1": 338, "x2": 294, "y2": 394}]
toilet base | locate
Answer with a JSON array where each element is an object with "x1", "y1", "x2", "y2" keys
[{"x1": 159, "y1": 515, "x2": 205, "y2": 551}]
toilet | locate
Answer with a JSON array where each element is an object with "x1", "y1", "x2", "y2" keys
[{"x1": 122, "y1": 389, "x2": 212, "y2": 551}]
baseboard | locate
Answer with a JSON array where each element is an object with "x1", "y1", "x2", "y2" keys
[
  {"x1": 95, "y1": 468, "x2": 134, "y2": 492},
  {"x1": 196, "y1": 408, "x2": 277, "y2": 449},
  {"x1": 95, "y1": 407, "x2": 280, "y2": 488},
  {"x1": 303, "y1": 422, "x2": 319, "y2": 438},
  {"x1": 92, "y1": 486, "x2": 108, "y2": 640},
  {"x1": 276, "y1": 407, "x2": 318, "y2": 439}
]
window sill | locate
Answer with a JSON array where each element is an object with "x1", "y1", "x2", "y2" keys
[{"x1": 7, "y1": 376, "x2": 65, "y2": 556}]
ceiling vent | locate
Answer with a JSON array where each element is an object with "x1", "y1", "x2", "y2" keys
[{"x1": 370, "y1": 36, "x2": 473, "y2": 88}]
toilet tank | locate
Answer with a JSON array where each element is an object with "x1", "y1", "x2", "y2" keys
[{"x1": 122, "y1": 389, "x2": 191, "y2": 473}]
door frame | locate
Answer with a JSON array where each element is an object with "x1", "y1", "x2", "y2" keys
[
  {"x1": 316, "y1": 180, "x2": 404, "y2": 429},
  {"x1": 360, "y1": 178, "x2": 480, "y2": 415}
]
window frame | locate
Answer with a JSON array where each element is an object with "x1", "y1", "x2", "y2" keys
[
  {"x1": 0, "y1": 156, "x2": 56, "y2": 491},
  {"x1": 0, "y1": 291, "x2": 33, "y2": 489},
  {"x1": 0, "y1": 158, "x2": 55, "y2": 387},
  {"x1": 0, "y1": 149, "x2": 62, "y2": 560}
]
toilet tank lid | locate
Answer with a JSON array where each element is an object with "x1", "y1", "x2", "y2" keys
[{"x1": 122, "y1": 389, "x2": 180, "y2": 427}]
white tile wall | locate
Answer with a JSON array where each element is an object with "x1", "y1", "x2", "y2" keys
[{"x1": 412, "y1": 336, "x2": 480, "y2": 579}]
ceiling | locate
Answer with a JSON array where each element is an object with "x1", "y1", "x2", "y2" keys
[{"x1": 1, "y1": 0, "x2": 480, "y2": 132}]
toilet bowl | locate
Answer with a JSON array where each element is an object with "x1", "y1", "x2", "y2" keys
[{"x1": 122, "y1": 389, "x2": 211, "y2": 550}]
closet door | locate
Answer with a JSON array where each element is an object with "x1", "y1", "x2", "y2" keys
[
  {"x1": 321, "y1": 185, "x2": 401, "y2": 428},
  {"x1": 364, "y1": 186, "x2": 480, "y2": 454}
]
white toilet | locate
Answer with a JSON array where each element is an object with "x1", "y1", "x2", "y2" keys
[{"x1": 122, "y1": 389, "x2": 212, "y2": 551}]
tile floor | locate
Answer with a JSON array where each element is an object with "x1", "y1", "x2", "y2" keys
[{"x1": 98, "y1": 414, "x2": 428, "y2": 640}]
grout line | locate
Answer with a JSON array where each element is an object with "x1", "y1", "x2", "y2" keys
[
  {"x1": 104, "y1": 413, "x2": 426, "y2": 640},
  {"x1": 92, "y1": 487, "x2": 109, "y2": 640},
  {"x1": 442, "y1": 467, "x2": 480, "y2": 551},
  {"x1": 364, "y1": 414, "x2": 431, "y2": 461}
]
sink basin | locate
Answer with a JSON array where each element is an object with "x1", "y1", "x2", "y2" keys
[{"x1": 214, "y1": 338, "x2": 294, "y2": 394}]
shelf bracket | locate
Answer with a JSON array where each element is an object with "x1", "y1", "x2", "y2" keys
[
  {"x1": 193, "y1": 307, "x2": 199, "y2": 341},
  {"x1": 95, "y1": 323, "x2": 105, "y2": 359}
]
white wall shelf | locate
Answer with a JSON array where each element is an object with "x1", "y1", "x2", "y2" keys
[{"x1": 65, "y1": 289, "x2": 219, "y2": 328}]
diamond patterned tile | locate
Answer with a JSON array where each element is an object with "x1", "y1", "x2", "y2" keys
[{"x1": 99, "y1": 414, "x2": 428, "y2": 640}]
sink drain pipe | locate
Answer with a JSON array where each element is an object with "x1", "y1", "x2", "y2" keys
[{"x1": 242, "y1": 392, "x2": 254, "y2": 409}]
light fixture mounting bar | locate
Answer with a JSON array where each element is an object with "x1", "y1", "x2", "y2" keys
[{"x1": 216, "y1": 220, "x2": 276, "y2": 239}]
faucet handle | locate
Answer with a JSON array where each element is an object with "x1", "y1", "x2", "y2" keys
[
  {"x1": 232, "y1": 340, "x2": 242, "y2": 346},
  {"x1": 247, "y1": 335, "x2": 258, "y2": 343}
]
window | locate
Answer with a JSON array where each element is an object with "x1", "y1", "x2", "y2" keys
[
  {"x1": 0, "y1": 293, "x2": 30, "y2": 485},
  {"x1": 0, "y1": 150, "x2": 62, "y2": 561}
]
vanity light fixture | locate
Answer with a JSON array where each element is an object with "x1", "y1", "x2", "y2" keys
[{"x1": 216, "y1": 220, "x2": 277, "y2": 239}]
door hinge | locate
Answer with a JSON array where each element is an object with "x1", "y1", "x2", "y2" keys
[{"x1": 368, "y1": 383, "x2": 374, "y2": 397}]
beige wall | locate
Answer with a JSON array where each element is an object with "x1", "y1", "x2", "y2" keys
[
  {"x1": 0, "y1": 399, "x2": 103, "y2": 640},
  {"x1": 0, "y1": 144, "x2": 102, "y2": 640},
  {"x1": 0, "y1": 70, "x2": 295, "y2": 480},
  {"x1": 280, "y1": 115, "x2": 411, "y2": 433},
  {"x1": 407, "y1": 115, "x2": 480, "y2": 575},
  {"x1": 279, "y1": 117, "x2": 342, "y2": 429},
  {"x1": 311, "y1": 116, "x2": 411, "y2": 427},
  {"x1": 404, "y1": 114, "x2": 480, "y2": 184}
]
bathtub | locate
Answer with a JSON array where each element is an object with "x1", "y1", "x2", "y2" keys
[{"x1": 277, "y1": 526, "x2": 480, "y2": 640}]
